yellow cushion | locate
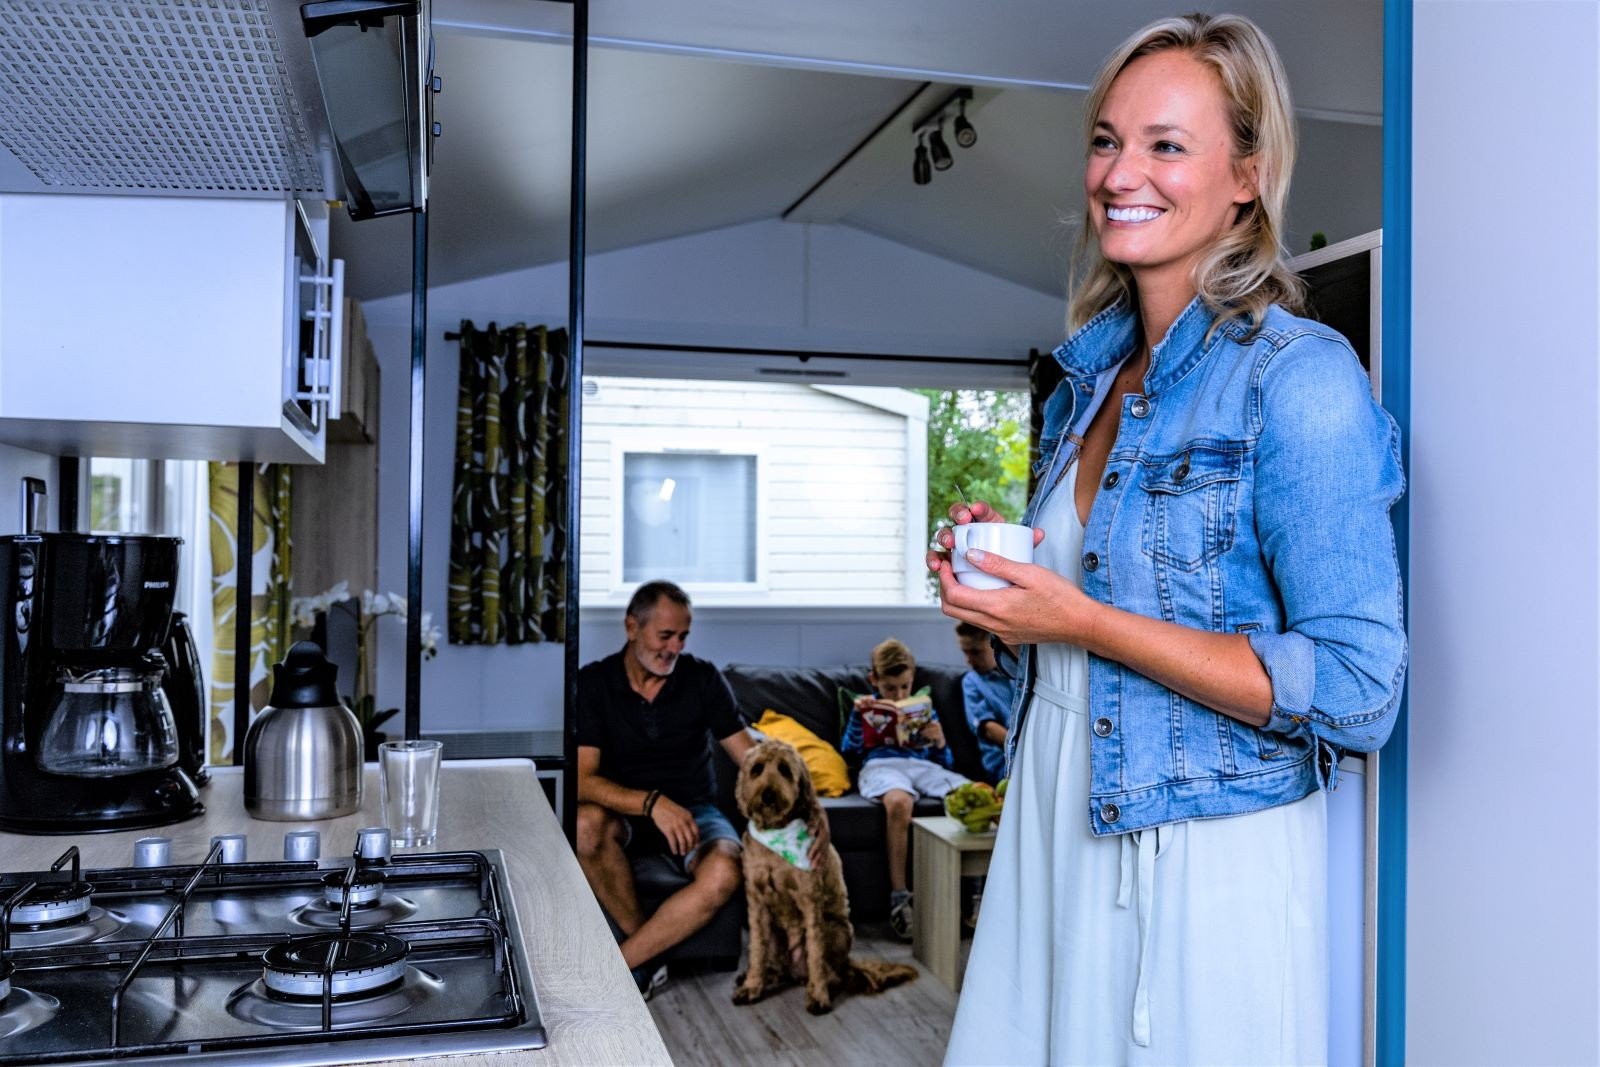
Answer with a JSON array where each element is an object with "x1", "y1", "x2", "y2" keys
[{"x1": 754, "y1": 709, "x2": 851, "y2": 797}]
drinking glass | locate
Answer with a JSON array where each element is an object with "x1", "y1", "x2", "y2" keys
[{"x1": 379, "y1": 740, "x2": 442, "y2": 848}]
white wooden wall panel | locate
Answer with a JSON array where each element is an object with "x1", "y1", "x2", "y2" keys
[{"x1": 580, "y1": 376, "x2": 917, "y2": 605}]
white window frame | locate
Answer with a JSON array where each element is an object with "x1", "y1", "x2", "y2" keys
[{"x1": 606, "y1": 431, "x2": 770, "y2": 602}]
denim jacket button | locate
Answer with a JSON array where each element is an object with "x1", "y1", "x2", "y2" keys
[
  {"x1": 1174, "y1": 456, "x2": 1190, "y2": 482},
  {"x1": 1103, "y1": 471, "x2": 1119, "y2": 489},
  {"x1": 1092, "y1": 717, "x2": 1113, "y2": 738},
  {"x1": 1101, "y1": 803, "x2": 1121, "y2": 824},
  {"x1": 1082, "y1": 552, "x2": 1099, "y2": 572},
  {"x1": 1130, "y1": 397, "x2": 1150, "y2": 418}
]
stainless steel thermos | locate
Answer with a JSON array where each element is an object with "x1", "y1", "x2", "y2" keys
[{"x1": 243, "y1": 641, "x2": 362, "y2": 820}]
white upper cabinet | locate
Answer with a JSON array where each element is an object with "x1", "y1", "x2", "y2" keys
[{"x1": 0, "y1": 193, "x2": 341, "y2": 464}]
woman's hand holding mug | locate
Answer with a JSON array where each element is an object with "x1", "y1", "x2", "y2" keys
[
  {"x1": 929, "y1": 495, "x2": 1088, "y2": 650},
  {"x1": 926, "y1": 497, "x2": 1045, "y2": 589}
]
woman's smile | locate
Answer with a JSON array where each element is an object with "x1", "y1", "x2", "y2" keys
[{"x1": 1104, "y1": 204, "x2": 1167, "y2": 224}]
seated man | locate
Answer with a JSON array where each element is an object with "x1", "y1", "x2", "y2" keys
[
  {"x1": 956, "y1": 621, "x2": 1017, "y2": 785},
  {"x1": 575, "y1": 580, "x2": 752, "y2": 998}
]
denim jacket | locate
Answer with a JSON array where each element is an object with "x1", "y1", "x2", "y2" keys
[{"x1": 1003, "y1": 296, "x2": 1407, "y2": 836}]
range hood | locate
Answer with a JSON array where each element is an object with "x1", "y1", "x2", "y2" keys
[
  {"x1": 302, "y1": 0, "x2": 437, "y2": 220},
  {"x1": 0, "y1": 0, "x2": 433, "y2": 216}
]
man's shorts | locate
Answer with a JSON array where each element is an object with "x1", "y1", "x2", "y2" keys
[
  {"x1": 858, "y1": 756, "x2": 970, "y2": 802},
  {"x1": 622, "y1": 801, "x2": 741, "y2": 875}
]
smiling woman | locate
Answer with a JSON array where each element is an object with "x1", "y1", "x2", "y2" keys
[{"x1": 939, "y1": 12, "x2": 1405, "y2": 1066}]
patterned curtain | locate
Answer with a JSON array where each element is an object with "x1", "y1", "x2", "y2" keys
[
  {"x1": 206, "y1": 462, "x2": 293, "y2": 763},
  {"x1": 448, "y1": 320, "x2": 570, "y2": 645},
  {"x1": 1027, "y1": 346, "x2": 1066, "y2": 497}
]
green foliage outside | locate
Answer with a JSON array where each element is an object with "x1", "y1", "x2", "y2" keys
[{"x1": 917, "y1": 389, "x2": 1031, "y2": 575}]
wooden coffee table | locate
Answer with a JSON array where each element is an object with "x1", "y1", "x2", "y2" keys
[{"x1": 911, "y1": 815, "x2": 996, "y2": 991}]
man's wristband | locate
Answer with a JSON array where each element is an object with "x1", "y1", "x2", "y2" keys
[{"x1": 642, "y1": 789, "x2": 661, "y2": 817}]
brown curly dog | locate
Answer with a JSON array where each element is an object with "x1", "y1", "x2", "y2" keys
[{"x1": 732, "y1": 738, "x2": 916, "y2": 1015}]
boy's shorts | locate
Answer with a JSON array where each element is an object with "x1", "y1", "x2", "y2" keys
[
  {"x1": 622, "y1": 801, "x2": 741, "y2": 875},
  {"x1": 858, "y1": 757, "x2": 969, "y2": 802}
]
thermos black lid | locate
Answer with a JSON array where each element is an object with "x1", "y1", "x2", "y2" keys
[{"x1": 266, "y1": 642, "x2": 341, "y2": 709}]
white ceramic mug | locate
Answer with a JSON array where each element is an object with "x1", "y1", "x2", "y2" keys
[{"x1": 951, "y1": 522, "x2": 1035, "y2": 589}]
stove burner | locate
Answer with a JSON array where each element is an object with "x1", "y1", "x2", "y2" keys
[
  {"x1": 0, "y1": 966, "x2": 60, "y2": 1041},
  {"x1": 227, "y1": 967, "x2": 443, "y2": 1031},
  {"x1": 322, "y1": 869, "x2": 385, "y2": 908},
  {"x1": 8, "y1": 906, "x2": 126, "y2": 948},
  {"x1": 262, "y1": 932, "x2": 410, "y2": 1000},
  {"x1": 289, "y1": 892, "x2": 418, "y2": 931},
  {"x1": 9, "y1": 881, "x2": 92, "y2": 927}
]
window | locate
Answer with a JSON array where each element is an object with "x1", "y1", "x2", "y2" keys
[
  {"x1": 84, "y1": 457, "x2": 214, "y2": 706},
  {"x1": 622, "y1": 452, "x2": 756, "y2": 584},
  {"x1": 579, "y1": 374, "x2": 1030, "y2": 606},
  {"x1": 88, "y1": 458, "x2": 154, "y2": 533}
]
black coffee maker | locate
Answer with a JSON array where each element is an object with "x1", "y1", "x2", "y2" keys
[{"x1": 0, "y1": 533, "x2": 204, "y2": 832}]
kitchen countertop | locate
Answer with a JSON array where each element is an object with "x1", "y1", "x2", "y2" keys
[{"x1": 0, "y1": 759, "x2": 671, "y2": 1067}]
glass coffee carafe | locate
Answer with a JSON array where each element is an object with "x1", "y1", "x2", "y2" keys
[{"x1": 36, "y1": 658, "x2": 180, "y2": 778}]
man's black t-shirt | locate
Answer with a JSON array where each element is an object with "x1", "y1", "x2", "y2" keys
[{"x1": 576, "y1": 649, "x2": 744, "y2": 807}]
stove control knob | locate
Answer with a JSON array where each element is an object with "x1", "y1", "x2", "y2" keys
[
  {"x1": 355, "y1": 826, "x2": 392, "y2": 863},
  {"x1": 209, "y1": 834, "x2": 248, "y2": 864},
  {"x1": 284, "y1": 830, "x2": 321, "y2": 862},
  {"x1": 133, "y1": 836, "x2": 171, "y2": 868}
]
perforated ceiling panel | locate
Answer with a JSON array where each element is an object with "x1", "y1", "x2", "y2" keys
[{"x1": 0, "y1": 0, "x2": 331, "y2": 194}]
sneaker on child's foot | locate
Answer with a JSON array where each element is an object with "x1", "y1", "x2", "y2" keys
[
  {"x1": 632, "y1": 962, "x2": 668, "y2": 1001},
  {"x1": 889, "y1": 893, "x2": 914, "y2": 941}
]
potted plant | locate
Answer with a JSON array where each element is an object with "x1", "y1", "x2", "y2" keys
[{"x1": 289, "y1": 583, "x2": 441, "y2": 759}]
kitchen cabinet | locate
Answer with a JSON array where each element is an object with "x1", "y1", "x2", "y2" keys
[
  {"x1": 0, "y1": 192, "x2": 341, "y2": 464},
  {"x1": 330, "y1": 295, "x2": 380, "y2": 443}
]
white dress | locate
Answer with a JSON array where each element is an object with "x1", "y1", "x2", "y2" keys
[{"x1": 944, "y1": 465, "x2": 1329, "y2": 1067}]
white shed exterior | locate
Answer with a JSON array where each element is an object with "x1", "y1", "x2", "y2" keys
[{"x1": 579, "y1": 376, "x2": 930, "y2": 606}]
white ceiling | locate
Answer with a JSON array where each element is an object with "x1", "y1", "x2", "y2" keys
[{"x1": 333, "y1": 1, "x2": 1385, "y2": 299}]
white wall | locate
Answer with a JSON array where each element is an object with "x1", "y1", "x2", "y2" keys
[
  {"x1": 363, "y1": 220, "x2": 1065, "y2": 732},
  {"x1": 1408, "y1": 4, "x2": 1599, "y2": 1063},
  {"x1": 579, "y1": 604, "x2": 966, "y2": 677}
]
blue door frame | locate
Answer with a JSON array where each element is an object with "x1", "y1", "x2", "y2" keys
[{"x1": 1377, "y1": 0, "x2": 1411, "y2": 1063}]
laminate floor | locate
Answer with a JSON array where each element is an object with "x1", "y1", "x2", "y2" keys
[{"x1": 647, "y1": 923, "x2": 970, "y2": 1067}]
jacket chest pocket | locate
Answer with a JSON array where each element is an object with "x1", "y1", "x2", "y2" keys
[{"x1": 1139, "y1": 444, "x2": 1245, "y2": 571}]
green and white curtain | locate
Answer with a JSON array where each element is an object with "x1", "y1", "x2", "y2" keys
[
  {"x1": 448, "y1": 321, "x2": 570, "y2": 645},
  {"x1": 206, "y1": 462, "x2": 293, "y2": 763}
]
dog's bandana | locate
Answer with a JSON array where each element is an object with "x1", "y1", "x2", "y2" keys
[{"x1": 748, "y1": 819, "x2": 815, "y2": 871}]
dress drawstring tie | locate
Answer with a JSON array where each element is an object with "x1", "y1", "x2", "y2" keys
[
  {"x1": 1031, "y1": 677, "x2": 1164, "y2": 1049},
  {"x1": 1118, "y1": 826, "x2": 1162, "y2": 1046}
]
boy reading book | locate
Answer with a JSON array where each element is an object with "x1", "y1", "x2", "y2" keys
[{"x1": 840, "y1": 637, "x2": 971, "y2": 940}]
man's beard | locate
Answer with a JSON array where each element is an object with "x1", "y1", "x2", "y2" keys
[{"x1": 633, "y1": 645, "x2": 678, "y2": 678}]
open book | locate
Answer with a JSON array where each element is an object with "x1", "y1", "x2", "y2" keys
[{"x1": 861, "y1": 694, "x2": 936, "y2": 749}]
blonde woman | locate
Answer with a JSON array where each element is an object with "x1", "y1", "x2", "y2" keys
[{"x1": 936, "y1": 14, "x2": 1405, "y2": 1065}]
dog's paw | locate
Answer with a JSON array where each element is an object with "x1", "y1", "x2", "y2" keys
[
  {"x1": 804, "y1": 994, "x2": 833, "y2": 1016},
  {"x1": 732, "y1": 983, "x2": 764, "y2": 1006}
]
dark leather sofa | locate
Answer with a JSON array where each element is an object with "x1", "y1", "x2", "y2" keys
[
  {"x1": 722, "y1": 662, "x2": 984, "y2": 918},
  {"x1": 629, "y1": 660, "x2": 984, "y2": 970}
]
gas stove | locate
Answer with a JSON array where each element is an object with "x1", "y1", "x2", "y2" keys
[{"x1": 0, "y1": 828, "x2": 547, "y2": 1065}]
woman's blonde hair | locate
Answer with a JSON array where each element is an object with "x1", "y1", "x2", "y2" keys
[{"x1": 1067, "y1": 12, "x2": 1305, "y2": 337}]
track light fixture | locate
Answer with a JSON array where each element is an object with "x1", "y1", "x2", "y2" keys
[
  {"x1": 928, "y1": 123, "x2": 954, "y2": 171},
  {"x1": 909, "y1": 87, "x2": 974, "y2": 185},
  {"x1": 953, "y1": 98, "x2": 977, "y2": 148}
]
